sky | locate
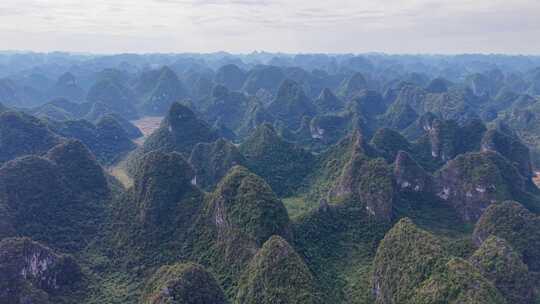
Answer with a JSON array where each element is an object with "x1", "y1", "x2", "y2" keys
[{"x1": 1, "y1": 0, "x2": 540, "y2": 54}]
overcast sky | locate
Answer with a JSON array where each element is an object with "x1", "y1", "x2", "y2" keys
[{"x1": 1, "y1": 0, "x2": 540, "y2": 54}]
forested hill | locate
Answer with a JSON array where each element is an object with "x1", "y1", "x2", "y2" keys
[{"x1": 1, "y1": 52, "x2": 540, "y2": 303}]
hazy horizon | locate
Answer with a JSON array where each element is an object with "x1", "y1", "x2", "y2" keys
[{"x1": 2, "y1": 0, "x2": 540, "y2": 55}]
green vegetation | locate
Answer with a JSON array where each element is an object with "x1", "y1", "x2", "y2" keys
[
  {"x1": 141, "y1": 262, "x2": 227, "y2": 304},
  {"x1": 473, "y1": 201, "x2": 540, "y2": 271},
  {"x1": 240, "y1": 123, "x2": 314, "y2": 196},
  {"x1": 370, "y1": 128, "x2": 411, "y2": 161},
  {"x1": 184, "y1": 166, "x2": 290, "y2": 298},
  {"x1": 189, "y1": 138, "x2": 246, "y2": 190},
  {"x1": 0, "y1": 237, "x2": 82, "y2": 304},
  {"x1": 0, "y1": 110, "x2": 62, "y2": 163},
  {"x1": 0, "y1": 151, "x2": 107, "y2": 252},
  {"x1": 412, "y1": 258, "x2": 506, "y2": 304},
  {"x1": 470, "y1": 236, "x2": 534, "y2": 303},
  {"x1": 235, "y1": 235, "x2": 321, "y2": 304},
  {"x1": 372, "y1": 218, "x2": 446, "y2": 304},
  {"x1": 3, "y1": 53, "x2": 540, "y2": 304}
]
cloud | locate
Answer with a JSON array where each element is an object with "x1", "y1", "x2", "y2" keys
[{"x1": 0, "y1": 0, "x2": 539, "y2": 54}]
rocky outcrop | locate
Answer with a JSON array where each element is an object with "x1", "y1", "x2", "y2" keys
[
  {"x1": 189, "y1": 138, "x2": 246, "y2": 191},
  {"x1": 371, "y1": 128, "x2": 412, "y2": 161},
  {"x1": 236, "y1": 99, "x2": 274, "y2": 138},
  {"x1": 473, "y1": 201, "x2": 540, "y2": 271},
  {"x1": 235, "y1": 235, "x2": 320, "y2": 304},
  {"x1": 481, "y1": 128, "x2": 533, "y2": 179},
  {"x1": 330, "y1": 131, "x2": 394, "y2": 221},
  {"x1": 137, "y1": 66, "x2": 189, "y2": 116},
  {"x1": 141, "y1": 262, "x2": 227, "y2": 304},
  {"x1": 470, "y1": 236, "x2": 534, "y2": 303},
  {"x1": 393, "y1": 151, "x2": 431, "y2": 193},
  {"x1": 372, "y1": 218, "x2": 445, "y2": 304},
  {"x1": 141, "y1": 102, "x2": 219, "y2": 156},
  {"x1": 0, "y1": 237, "x2": 81, "y2": 304},
  {"x1": 202, "y1": 85, "x2": 249, "y2": 131},
  {"x1": 267, "y1": 79, "x2": 316, "y2": 130},
  {"x1": 186, "y1": 166, "x2": 290, "y2": 297},
  {"x1": 434, "y1": 151, "x2": 522, "y2": 222},
  {"x1": 309, "y1": 113, "x2": 351, "y2": 146}
]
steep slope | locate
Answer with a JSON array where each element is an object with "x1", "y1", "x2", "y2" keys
[
  {"x1": 0, "y1": 111, "x2": 62, "y2": 163},
  {"x1": 113, "y1": 151, "x2": 203, "y2": 262},
  {"x1": 313, "y1": 88, "x2": 344, "y2": 113},
  {"x1": 267, "y1": 79, "x2": 316, "y2": 130},
  {"x1": 481, "y1": 127, "x2": 533, "y2": 179},
  {"x1": 434, "y1": 151, "x2": 526, "y2": 222},
  {"x1": 411, "y1": 258, "x2": 505, "y2": 304},
  {"x1": 46, "y1": 139, "x2": 109, "y2": 200},
  {"x1": 372, "y1": 218, "x2": 445, "y2": 304},
  {"x1": 86, "y1": 79, "x2": 138, "y2": 120},
  {"x1": 189, "y1": 138, "x2": 246, "y2": 191},
  {"x1": 48, "y1": 72, "x2": 85, "y2": 102},
  {"x1": 0, "y1": 147, "x2": 108, "y2": 251},
  {"x1": 202, "y1": 84, "x2": 248, "y2": 131},
  {"x1": 337, "y1": 73, "x2": 368, "y2": 99},
  {"x1": 470, "y1": 236, "x2": 534, "y2": 303},
  {"x1": 185, "y1": 166, "x2": 290, "y2": 298},
  {"x1": 141, "y1": 102, "x2": 218, "y2": 156},
  {"x1": 473, "y1": 201, "x2": 540, "y2": 271},
  {"x1": 240, "y1": 123, "x2": 314, "y2": 196},
  {"x1": 49, "y1": 116, "x2": 136, "y2": 165},
  {"x1": 235, "y1": 235, "x2": 321, "y2": 304},
  {"x1": 137, "y1": 66, "x2": 189, "y2": 116},
  {"x1": 141, "y1": 262, "x2": 227, "y2": 304},
  {"x1": 0, "y1": 237, "x2": 82, "y2": 304},
  {"x1": 242, "y1": 65, "x2": 285, "y2": 95},
  {"x1": 214, "y1": 64, "x2": 246, "y2": 91}
]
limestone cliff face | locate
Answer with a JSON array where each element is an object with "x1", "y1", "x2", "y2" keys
[
  {"x1": 330, "y1": 132, "x2": 395, "y2": 221},
  {"x1": 434, "y1": 151, "x2": 520, "y2": 222},
  {"x1": 186, "y1": 166, "x2": 290, "y2": 298},
  {"x1": 0, "y1": 237, "x2": 81, "y2": 304},
  {"x1": 393, "y1": 151, "x2": 432, "y2": 193}
]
